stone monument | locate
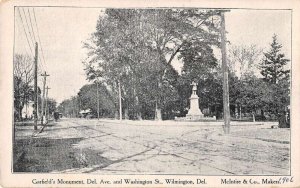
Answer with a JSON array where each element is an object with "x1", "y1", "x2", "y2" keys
[
  {"x1": 175, "y1": 81, "x2": 216, "y2": 121},
  {"x1": 185, "y1": 81, "x2": 204, "y2": 120}
]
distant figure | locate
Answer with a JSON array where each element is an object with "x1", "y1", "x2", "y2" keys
[
  {"x1": 278, "y1": 110, "x2": 288, "y2": 128},
  {"x1": 286, "y1": 109, "x2": 290, "y2": 128},
  {"x1": 54, "y1": 112, "x2": 60, "y2": 121}
]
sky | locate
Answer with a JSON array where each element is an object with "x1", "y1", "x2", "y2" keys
[
  {"x1": 226, "y1": 9, "x2": 291, "y2": 58},
  {"x1": 14, "y1": 7, "x2": 291, "y2": 103}
]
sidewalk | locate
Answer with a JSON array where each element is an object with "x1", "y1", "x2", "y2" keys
[{"x1": 95, "y1": 118, "x2": 278, "y2": 127}]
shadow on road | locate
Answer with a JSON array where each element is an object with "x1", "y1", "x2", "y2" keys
[{"x1": 13, "y1": 137, "x2": 112, "y2": 173}]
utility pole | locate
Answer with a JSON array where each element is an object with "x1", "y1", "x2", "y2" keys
[
  {"x1": 220, "y1": 11, "x2": 231, "y2": 134},
  {"x1": 34, "y1": 42, "x2": 38, "y2": 130},
  {"x1": 118, "y1": 80, "x2": 122, "y2": 121},
  {"x1": 37, "y1": 92, "x2": 40, "y2": 119},
  {"x1": 96, "y1": 81, "x2": 100, "y2": 120},
  {"x1": 45, "y1": 86, "x2": 50, "y2": 120},
  {"x1": 77, "y1": 97, "x2": 80, "y2": 118},
  {"x1": 41, "y1": 71, "x2": 49, "y2": 125}
]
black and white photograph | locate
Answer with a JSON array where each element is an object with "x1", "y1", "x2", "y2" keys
[{"x1": 1, "y1": 0, "x2": 299, "y2": 187}]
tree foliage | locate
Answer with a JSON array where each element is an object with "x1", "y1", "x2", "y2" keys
[
  {"x1": 71, "y1": 9, "x2": 291, "y2": 121},
  {"x1": 78, "y1": 83, "x2": 116, "y2": 117},
  {"x1": 14, "y1": 54, "x2": 34, "y2": 120},
  {"x1": 260, "y1": 34, "x2": 290, "y2": 84},
  {"x1": 228, "y1": 44, "x2": 262, "y2": 78},
  {"x1": 46, "y1": 98, "x2": 57, "y2": 115},
  {"x1": 228, "y1": 35, "x2": 290, "y2": 119},
  {"x1": 57, "y1": 83, "x2": 116, "y2": 118},
  {"x1": 83, "y1": 9, "x2": 221, "y2": 120},
  {"x1": 259, "y1": 35, "x2": 290, "y2": 114}
]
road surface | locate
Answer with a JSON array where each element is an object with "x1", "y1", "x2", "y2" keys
[{"x1": 14, "y1": 118, "x2": 290, "y2": 175}]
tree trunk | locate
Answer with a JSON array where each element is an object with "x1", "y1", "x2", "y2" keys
[
  {"x1": 235, "y1": 103, "x2": 238, "y2": 119},
  {"x1": 261, "y1": 109, "x2": 264, "y2": 120},
  {"x1": 133, "y1": 84, "x2": 142, "y2": 120},
  {"x1": 239, "y1": 105, "x2": 242, "y2": 120},
  {"x1": 135, "y1": 95, "x2": 142, "y2": 120},
  {"x1": 155, "y1": 79, "x2": 162, "y2": 121},
  {"x1": 114, "y1": 109, "x2": 118, "y2": 119},
  {"x1": 252, "y1": 112, "x2": 256, "y2": 122},
  {"x1": 18, "y1": 106, "x2": 22, "y2": 121},
  {"x1": 114, "y1": 100, "x2": 118, "y2": 119},
  {"x1": 113, "y1": 81, "x2": 119, "y2": 120},
  {"x1": 18, "y1": 100, "x2": 25, "y2": 121},
  {"x1": 137, "y1": 111, "x2": 142, "y2": 120},
  {"x1": 124, "y1": 108, "x2": 129, "y2": 120},
  {"x1": 154, "y1": 50, "x2": 168, "y2": 121},
  {"x1": 155, "y1": 101, "x2": 162, "y2": 121}
]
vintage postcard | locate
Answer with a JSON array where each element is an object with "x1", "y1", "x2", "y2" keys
[{"x1": 0, "y1": 0, "x2": 299, "y2": 187}]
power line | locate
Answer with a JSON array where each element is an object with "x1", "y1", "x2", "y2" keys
[
  {"x1": 17, "y1": 7, "x2": 45, "y2": 73},
  {"x1": 38, "y1": 62, "x2": 42, "y2": 72},
  {"x1": 36, "y1": 46, "x2": 45, "y2": 72},
  {"x1": 21, "y1": 8, "x2": 35, "y2": 47},
  {"x1": 15, "y1": 12, "x2": 32, "y2": 57},
  {"x1": 25, "y1": 7, "x2": 47, "y2": 71},
  {"x1": 33, "y1": 52, "x2": 44, "y2": 74},
  {"x1": 21, "y1": 7, "x2": 46, "y2": 73},
  {"x1": 17, "y1": 7, "x2": 48, "y2": 93},
  {"x1": 27, "y1": 8, "x2": 37, "y2": 44},
  {"x1": 32, "y1": 8, "x2": 47, "y2": 70},
  {"x1": 17, "y1": 8, "x2": 34, "y2": 56},
  {"x1": 39, "y1": 57, "x2": 45, "y2": 72},
  {"x1": 16, "y1": 16, "x2": 32, "y2": 59}
]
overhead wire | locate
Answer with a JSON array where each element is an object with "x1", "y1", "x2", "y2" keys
[
  {"x1": 27, "y1": 8, "x2": 46, "y2": 72},
  {"x1": 17, "y1": 6, "x2": 52, "y2": 115},
  {"x1": 30, "y1": 7, "x2": 51, "y2": 99},
  {"x1": 21, "y1": 8, "x2": 35, "y2": 48},
  {"x1": 17, "y1": 6, "x2": 51, "y2": 95},
  {"x1": 20, "y1": 7, "x2": 45, "y2": 73},
  {"x1": 17, "y1": 7, "x2": 34, "y2": 56},
  {"x1": 15, "y1": 12, "x2": 32, "y2": 59},
  {"x1": 32, "y1": 8, "x2": 48, "y2": 71},
  {"x1": 24, "y1": 7, "x2": 46, "y2": 72},
  {"x1": 27, "y1": 8, "x2": 37, "y2": 44},
  {"x1": 16, "y1": 7, "x2": 37, "y2": 75}
]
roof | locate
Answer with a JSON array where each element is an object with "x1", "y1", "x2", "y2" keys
[{"x1": 79, "y1": 109, "x2": 92, "y2": 114}]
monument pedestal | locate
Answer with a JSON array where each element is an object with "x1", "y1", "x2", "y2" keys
[
  {"x1": 175, "y1": 82, "x2": 216, "y2": 122},
  {"x1": 185, "y1": 94, "x2": 204, "y2": 120}
]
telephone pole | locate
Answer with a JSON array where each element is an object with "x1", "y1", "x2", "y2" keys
[
  {"x1": 45, "y1": 86, "x2": 50, "y2": 120},
  {"x1": 34, "y1": 42, "x2": 38, "y2": 130},
  {"x1": 41, "y1": 71, "x2": 50, "y2": 124},
  {"x1": 220, "y1": 11, "x2": 230, "y2": 134},
  {"x1": 118, "y1": 80, "x2": 122, "y2": 121},
  {"x1": 96, "y1": 81, "x2": 100, "y2": 120}
]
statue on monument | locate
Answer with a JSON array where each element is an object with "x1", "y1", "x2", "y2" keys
[
  {"x1": 186, "y1": 81, "x2": 204, "y2": 120},
  {"x1": 191, "y1": 81, "x2": 197, "y2": 95}
]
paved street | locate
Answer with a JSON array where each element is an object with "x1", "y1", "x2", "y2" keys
[{"x1": 14, "y1": 118, "x2": 290, "y2": 175}]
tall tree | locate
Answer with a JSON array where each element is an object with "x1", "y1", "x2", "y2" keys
[
  {"x1": 77, "y1": 83, "x2": 116, "y2": 117},
  {"x1": 13, "y1": 54, "x2": 34, "y2": 121},
  {"x1": 84, "y1": 9, "x2": 221, "y2": 120},
  {"x1": 83, "y1": 9, "x2": 147, "y2": 119},
  {"x1": 227, "y1": 44, "x2": 262, "y2": 119},
  {"x1": 259, "y1": 34, "x2": 290, "y2": 118},
  {"x1": 228, "y1": 44, "x2": 262, "y2": 79},
  {"x1": 260, "y1": 34, "x2": 290, "y2": 84},
  {"x1": 138, "y1": 9, "x2": 221, "y2": 120},
  {"x1": 45, "y1": 98, "x2": 57, "y2": 116}
]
